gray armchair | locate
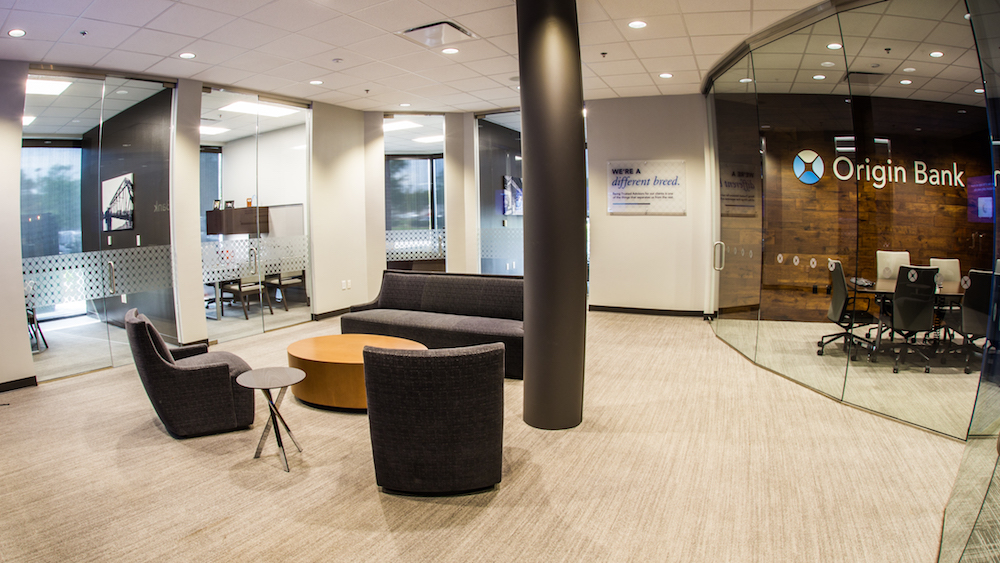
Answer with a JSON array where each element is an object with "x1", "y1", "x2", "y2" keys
[
  {"x1": 125, "y1": 309, "x2": 254, "y2": 438},
  {"x1": 362, "y1": 343, "x2": 504, "y2": 495}
]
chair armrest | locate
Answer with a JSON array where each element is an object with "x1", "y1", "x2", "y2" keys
[
  {"x1": 170, "y1": 343, "x2": 208, "y2": 360},
  {"x1": 350, "y1": 298, "x2": 380, "y2": 313}
]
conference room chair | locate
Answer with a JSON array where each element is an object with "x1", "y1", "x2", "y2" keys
[
  {"x1": 929, "y1": 258, "x2": 961, "y2": 282},
  {"x1": 817, "y1": 260, "x2": 877, "y2": 360},
  {"x1": 221, "y1": 276, "x2": 273, "y2": 320},
  {"x1": 943, "y1": 269, "x2": 994, "y2": 373},
  {"x1": 124, "y1": 309, "x2": 255, "y2": 438},
  {"x1": 264, "y1": 269, "x2": 306, "y2": 311},
  {"x1": 362, "y1": 343, "x2": 504, "y2": 495},
  {"x1": 878, "y1": 265, "x2": 939, "y2": 373},
  {"x1": 876, "y1": 250, "x2": 911, "y2": 280}
]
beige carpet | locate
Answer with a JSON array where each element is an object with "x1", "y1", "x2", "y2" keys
[{"x1": 0, "y1": 313, "x2": 966, "y2": 562}]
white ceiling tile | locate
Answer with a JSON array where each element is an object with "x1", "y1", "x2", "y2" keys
[
  {"x1": 408, "y1": 83, "x2": 463, "y2": 97},
  {"x1": 683, "y1": 12, "x2": 750, "y2": 36},
  {"x1": 204, "y1": 19, "x2": 289, "y2": 50},
  {"x1": 0, "y1": 37, "x2": 53, "y2": 60},
  {"x1": 487, "y1": 33, "x2": 517, "y2": 55},
  {"x1": 446, "y1": 76, "x2": 501, "y2": 91},
  {"x1": 616, "y1": 14, "x2": 686, "y2": 40},
  {"x1": 461, "y1": 55, "x2": 518, "y2": 75},
  {"x1": 258, "y1": 34, "x2": 335, "y2": 60},
  {"x1": 753, "y1": 0, "x2": 814, "y2": 9},
  {"x1": 599, "y1": 0, "x2": 680, "y2": 19},
  {"x1": 146, "y1": 4, "x2": 236, "y2": 37},
  {"x1": 191, "y1": 66, "x2": 257, "y2": 85},
  {"x1": 234, "y1": 74, "x2": 297, "y2": 92},
  {"x1": 386, "y1": 50, "x2": 453, "y2": 72},
  {"x1": 751, "y1": 53, "x2": 803, "y2": 70},
  {"x1": 630, "y1": 37, "x2": 693, "y2": 58},
  {"x1": 580, "y1": 21, "x2": 625, "y2": 46},
  {"x1": 752, "y1": 11, "x2": 796, "y2": 34},
  {"x1": 42, "y1": 43, "x2": 111, "y2": 66},
  {"x1": 350, "y1": 0, "x2": 447, "y2": 33},
  {"x1": 654, "y1": 69, "x2": 700, "y2": 83},
  {"x1": 59, "y1": 19, "x2": 139, "y2": 49},
  {"x1": 5, "y1": 10, "x2": 75, "y2": 41},
  {"x1": 300, "y1": 16, "x2": 383, "y2": 47},
  {"x1": 417, "y1": 63, "x2": 480, "y2": 82},
  {"x1": 441, "y1": 39, "x2": 505, "y2": 62},
  {"x1": 12, "y1": 0, "x2": 90, "y2": 16},
  {"x1": 376, "y1": 72, "x2": 437, "y2": 91},
  {"x1": 337, "y1": 97, "x2": 385, "y2": 111},
  {"x1": 837, "y1": 12, "x2": 881, "y2": 38},
  {"x1": 924, "y1": 22, "x2": 974, "y2": 49},
  {"x1": 39, "y1": 106, "x2": 88, "y2": 118},
  {"x1": 581, "y1": 43, "x2": 633, "y2": 63},
  {"x1": 82, "y1": 0, "x2": 172, "y2": 26},
  {"x1": 428, "y1": 0, "x2": 511, "y2": 18},
  {"x1": 953, "y1": 49, "x2": 982, "y2": 69},
  {"x1": 602, "y1": 73, "x2": 654, "y2": 88},
  {"x1": 678, "y1": 0, "x2": 749, "y2": 12},
  {"x1": 311, "y1": 90, "x2": 357, "y2": 105},
  {"x1": 935, "y1": 64, "x2": 981, "y2": 83},
  {"x1": 272, "y1": 82, "x2": 331, "y2": 99},
  {"x1": 167, "y1": 39, "x2": 243, "y2": 65},
  {"x1": 885, "y1": 0, "x2": 955, "y2": 21},
  {"x1": 261, "y1": 61, "x2": 331, "y2": 82},
  {"x1": 585, "y1": 59, "x2": 646, "y2": 76},
  {"x1": 116, "y1": 29, "x2": 196, "y2": 56},
  {"x1": 690, "y1": 35, "x2": 744, "y2": 56},
  {"x1": 300, "y1": 49, "x2": 375, "y2": 72},
  {"x1": 453, "y1": 6, "x2": 516, "y2": 38},
  {"x1": 244, "y1": 0, "x2": 340, "y2": 32},
  {"x1": 222, "y1": 51, "x2": 293, "y2": 72},
  {"x1": 433, "y1": 91, "x2": 484, "y2": 104},
  {"x1": 312, "y1": 71, "x2": 367, "y2": 89},
  {"x1": 640, "y1": 55, "x2": 699, "y2": 73},
  {"x1": 583, "y1": 75, "x2": 608, "y2": 89},
  {"x1": 656, "y1": 82, "x2": 700, "y2": 95},
  {"x1": 347, "y1": 34, "x2": 424, "y2": 60},
  {"x1": 178, "y1": 0, "x2": 274, "y2": 17},
  {"x1": 754, "y1": 68, "x2": 798, "y2": 83},
  {"x1": 584, "y1": 87, "x2": 618, "y2": 99},
  {"x1": 612, "y1": 85, "x2": 661, "y2": 97},
  {"x1": 96, "y1": 50, "x2": 163, "y2": 73},
  {"x1": 870, "y1": 16, "x2": 937, "y2": 42},
  {"x1": 471, "y1": 86, "x2": 516, "y2": 101},
  {"x1": 342, "y1": 61, "x2": 409, "y2": 81},
  {"x1": 752, "y1": 33, "x2": 807, "y2": 54},
  {"x1": 922, "y1": 77, "x2": 971, "y2": 94},
  {"x1": 576, "y1": 0, "x2": 609, "y2": 24},
  {"x1": 144, "y1": 57, "x2": 212, "y2": 77}
]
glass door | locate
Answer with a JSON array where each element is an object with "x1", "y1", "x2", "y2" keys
[{"x1": 711, "y1": 55, "x2": 763, "y2": 360}]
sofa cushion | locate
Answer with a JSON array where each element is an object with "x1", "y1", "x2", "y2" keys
[
  {"x1": 376, "y1": 271, "x2": 523, "y2": 321},
  {"x1": 175, "y1": 351, "x2": 252, "y2": 379}
]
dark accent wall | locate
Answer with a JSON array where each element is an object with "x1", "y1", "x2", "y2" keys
[{"x1": 81, "y1": 88, "x2": 175, "y2": 333}]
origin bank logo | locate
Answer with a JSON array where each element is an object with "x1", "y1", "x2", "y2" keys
[{"x1": 793, "y1": 150, "x2": 824, "y2": 184}]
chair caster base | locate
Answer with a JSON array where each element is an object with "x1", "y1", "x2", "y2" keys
[
  {"x1": 924, "y1": 367, "x2": 930, "y2": 373},
  {"x1": 893, "y1": 367, "x2": 899, "y2": 373},
  {"x1": 817, "y1": 349, "x2": 824, "y2": 356}
]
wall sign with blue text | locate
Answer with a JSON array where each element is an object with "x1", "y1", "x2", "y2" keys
[{"x1": 607, "y1": 160, "x2": 686, "y2": 215}]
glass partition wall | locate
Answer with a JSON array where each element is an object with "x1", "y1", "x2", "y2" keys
[
  {"x1": 200, "y1": 90, "x2": 310, "y2": 343},
  {"x1": 478, "y1": 111, "x2": 524, "y2": 275},
  {"x1": 21, "y1": 74, "x2": 174, "y2": 381},
  {"x1": 710, "y1": 0, "x2": 994, "y2": 441}
]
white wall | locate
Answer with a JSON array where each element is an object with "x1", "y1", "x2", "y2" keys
[
  {"x1": 310, "y1": 103, "x2": 367, "y2": 314},
  {"x1": 364, "y1": 112, "x2": 386, "y2": 300},
  {"x1": 587, "y1": 95, "x2": 712, "y2": 313},
  {"x1": 0, "y1": 60, "x2": 34, "y2": 385},
  {"x1": 222, "y1": 124, "x2": 307, "y2": 208},
  {"x1": 444, "y1": 112, "x2": 480, "y2": 273}
]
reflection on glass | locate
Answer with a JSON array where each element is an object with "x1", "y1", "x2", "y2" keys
[{"x1": 479, "y1": 112, "x2": 523, "y2": 276}]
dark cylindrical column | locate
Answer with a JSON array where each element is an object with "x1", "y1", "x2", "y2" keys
[{"x1": 516, "y1": 0, "x2": 588, "y2": 430}]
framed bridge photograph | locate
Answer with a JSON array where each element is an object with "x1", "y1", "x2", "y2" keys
[{"x1": 102, "y1": 172, "x2": 134, "y2": 232}]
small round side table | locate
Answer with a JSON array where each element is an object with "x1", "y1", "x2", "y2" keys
[{"x1": 236, "y1": 366, "x2": 305, "y2": 472}]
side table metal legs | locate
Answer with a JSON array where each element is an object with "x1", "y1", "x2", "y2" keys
[{"x1": 255, "y1": 386, "x2": 302, "y2": 472}]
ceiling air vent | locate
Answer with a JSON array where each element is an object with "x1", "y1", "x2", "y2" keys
[
  {"x1": 399, "y1": 21, "x2": 476, "y2": 48},
  {"x1": 841, "y1": 71, "x2": 887, "y2": 86}
]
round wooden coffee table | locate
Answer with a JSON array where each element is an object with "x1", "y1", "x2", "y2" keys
[{"x1": 287, "y1": 334, "x2": 427, "y2": 409}]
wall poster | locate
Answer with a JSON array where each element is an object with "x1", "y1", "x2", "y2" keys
[
  {"x1": 102, "y1": 172, "x2": 134, "y2": 231},
  {"x1": 502, "y1": 175, "x2": 523, "y2": 216},
  {"x1": 607, "y1": 160, "x2": 686, "y2": 215},
  {"x1": 720, "y1": 163, "x2": 759, "y2": 217}
]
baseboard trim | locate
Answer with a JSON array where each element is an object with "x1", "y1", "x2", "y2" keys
[
  {"x1": 588, "y1": 305, "x2": 703, "y2": 317},
  {"x1": 0, "y1": 377, "x2": 38, "y2": 394},
  {"x1": 313, "y1": 307, "x2": 351, "y2": 321}
]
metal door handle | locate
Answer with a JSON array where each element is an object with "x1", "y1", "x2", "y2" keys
[
  {"x1": 249, "y1": 248, "x2": 257, "y2": 275},
  {"x1": 108, "y1": 261, "x2": 116, "y2": 293},
  {"x1": 714, "y1": 241, "x2": 726, "y2": 271}
]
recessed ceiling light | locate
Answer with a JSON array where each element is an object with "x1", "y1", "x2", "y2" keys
[
  {"x1": 739, "y1": 78, "x2": 753, "y2": 83},
  {"x1": 820, "y1": 61, "x2": 835, "y2": 67},
  {"x1": 219, "y1": 101, "x2": 298, "y2": 117},
  {"x1": 929, "y1": 51, "x2": 944, "y2": 58},
  {"x1": 975, "y1": 88, "x2": 985, "y2": 94},
  {"x1": 659, "y1": 73, "x2": 673, "y2": 78},
  {"x1": 22, "y1": 115, "x2": 35, "y2": 126},
  {"x1": 903, "y1": 67, "x2": 916, "y2": 72},
  {"x1": 26, "y1": 79, "x2": 72, "y2": 95},
  {"x1": 414, "y1": 135, "x2": 444, "y2": 143},
  {"x1": 179, "y1": 52, "x2": 196, "y2": 59},
  {"x1": 116, "y1": 90, "x2": 128, "y2": 95},
  {"x1": 400, "y1": 103, "x2": 411, "y2": 107},
  {"x1": 915, "y1": 127, "x2": 922, "y2": 132},
  {"x1": 958, "y1": 109, "x2": 967, "y2": 114},
  {"x1": 309, "y1": 80, "x2": 323, "y2": 85},
  {"x1": 8, "y1": 29, "x2": 26, "y2": 38},
  {"x1": 813, "y1": 75, "x2": 826, "y2": 80},
  {"x1": 442, "y1": 48, "x2": 459, "y2": 54},
  {"x1": 383, "y1": 120, "x2": 421, "y2": 132},
  {"x1": 827, "y1": 43, "x2": 842, "y2": 50},
  {"x1": 628, "y1": 21, "x2": 646, "y2": 29},
  {"x1": 899, "y1": 79, "x2": 912, "y2": 85},
  {"x1": 200, "y1": 126, "x2": 230, "y2": 135}
]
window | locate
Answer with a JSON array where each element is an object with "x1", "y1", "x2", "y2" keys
[
  {"x1": 20, "y1": 144, "x2": 83, "y2": 258},
  {"x1": 385, "y1": 155, "x2": 444, "y2": 230}
]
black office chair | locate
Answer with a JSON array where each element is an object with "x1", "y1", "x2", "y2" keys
[
  {"x1": 879, "y1": 265, "x2": 939, "y2": 373},
  {"x1": 944, "y1": 269, "x2": 994, "y2": 373},
  {"x1": 817, "y1": 260, "x2": 877, "y2": 360}
]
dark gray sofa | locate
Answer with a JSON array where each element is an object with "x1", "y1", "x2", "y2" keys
[{"x1": 340, "y1": 270, "x2": 523, "y2": 379}]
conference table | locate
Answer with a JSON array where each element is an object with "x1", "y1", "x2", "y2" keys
[{"x1": 848, "y1": 277, "x2": 965, "y2": 297}]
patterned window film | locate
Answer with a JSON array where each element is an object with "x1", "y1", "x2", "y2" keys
[
  {"x1": 201, "y1": 235, "x2": 309, "y2": 284},
  {"x1": 385, "y1": 229, "x2": 446, "y2": 261}
]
